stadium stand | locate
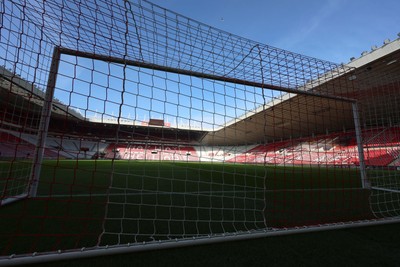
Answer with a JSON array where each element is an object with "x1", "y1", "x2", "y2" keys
[
  {"x1": 195, "y1": 145, "x2": 254, "y2": 162},
  {"x1": 0, "y1": 130, "x2": 58, "y2": 159},
  {"x1": 2, "y1": 126, "x2": 398, "y2": 167},
  {"x1": 104, "y1": 143, "x2": 199, "y2": 161},
  {"x1": 226, "y1": 128, "x2": 400, "y2": 167}
]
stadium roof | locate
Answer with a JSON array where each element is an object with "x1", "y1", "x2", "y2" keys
[
  {"x1": 1, "y1": 38, "x2": 399, "y2": 146},
  {"x1": 0, "y1": 66, "x2": 84, "y2": 121},
  {"x1": 202, "y1": 38, "x2": 400, "y2": 145},
  {"x1": 1, "y1": 0, "x2": 399, "y2": 147}
]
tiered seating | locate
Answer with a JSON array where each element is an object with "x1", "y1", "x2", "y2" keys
[
  {"x1": 85, "y1": 127, "x2": 400, "y2": 166},
  {"x1": 197, "y1": 145, "x2": 254, "y2": 162},
  {"x1": 1, "y1": 131, "x2": 29, "y2": 159},
  {"x1": 364, "y1": 148, "x2": 400, "y2": 166},
  {"x1": 227, "y1": 132, "x2": 363, "y2": 166},
  {"x1": 0, "y1": 130, "x2": 58, "y2": 159},
  {"x1": 247, "y1": 140, "x2": 295, "y2": 153},
  {"x1": 105, "y1": 143, "x2": 199, "y2": 161},
  {"x1": 364, "y1": 127, "x2": 400, "y2": 147},
  {"x1": 46, "y1": 137, "x2": 109, "y2": 159},
  {"x1": 3, "y1": 126, "x2": 399, "y2": 166}
]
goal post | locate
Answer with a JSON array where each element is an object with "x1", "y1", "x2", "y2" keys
[
  {"x1": 28, "y1": 47, "x2": 61, "y2": 199},
  {"x1": 58, "y1": 46, "x2": 371, "y2": 193},
  {"x1": 1, "y1": 0, "x2": 400, "y2": 265},
  {"x1": 352, "y1": 102, "x2": 369, "y2": 189},
  {"x1": 0, "y1": 47, "x2": 61, "y2": 206}
]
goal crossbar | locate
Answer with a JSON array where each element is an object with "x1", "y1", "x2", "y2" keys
[{"x1": 59, "y1": 47, "x2": 357, "y2": 104}]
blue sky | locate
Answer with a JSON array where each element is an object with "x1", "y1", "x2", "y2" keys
[
  {"x1": 5, "y1": 0, "x2": 398, "y2": 129},
  {"x1": 53, "y1": 0, "x2": 399, "y2": 128},
  {"x1": 149, "y1": 0, "x2": 400, "y2": 64}
]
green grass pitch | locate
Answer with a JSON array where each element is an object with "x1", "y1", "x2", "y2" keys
[{"x1": 0, "y1": 160, "x2": 374, "y2": 256}]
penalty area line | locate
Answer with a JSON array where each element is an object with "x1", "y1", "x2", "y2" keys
[
  {"x1": 371, "y1": 186, "x2": 400, "y2": 193},
  {"x1": 35, "y1": 187, "x2": 366, "y2": 198}
]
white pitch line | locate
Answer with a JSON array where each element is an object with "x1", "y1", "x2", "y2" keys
[
  {"x1": 35, "y1": 187, "x2": 366, "y2": 198},
  {"x1": 371, "y1": 186, "x2": 400, "y2": 194}
]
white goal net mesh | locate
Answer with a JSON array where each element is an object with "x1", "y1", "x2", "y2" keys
[{"x1": 1, "y1": 0, "x2": 399, "y2": 264}]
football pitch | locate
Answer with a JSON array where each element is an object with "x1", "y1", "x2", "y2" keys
[{"x1": 0, "y1": 160, "x2": 374, "y2": 256}]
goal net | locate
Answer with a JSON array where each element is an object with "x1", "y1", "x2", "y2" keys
[{"x1": 1, "y1": 0, "x2": 400, "y2": 264}]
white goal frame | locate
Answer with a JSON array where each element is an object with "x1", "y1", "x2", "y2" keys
[{"x1": 1, "y1": 0, "x2": 400, "y2": 265}]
